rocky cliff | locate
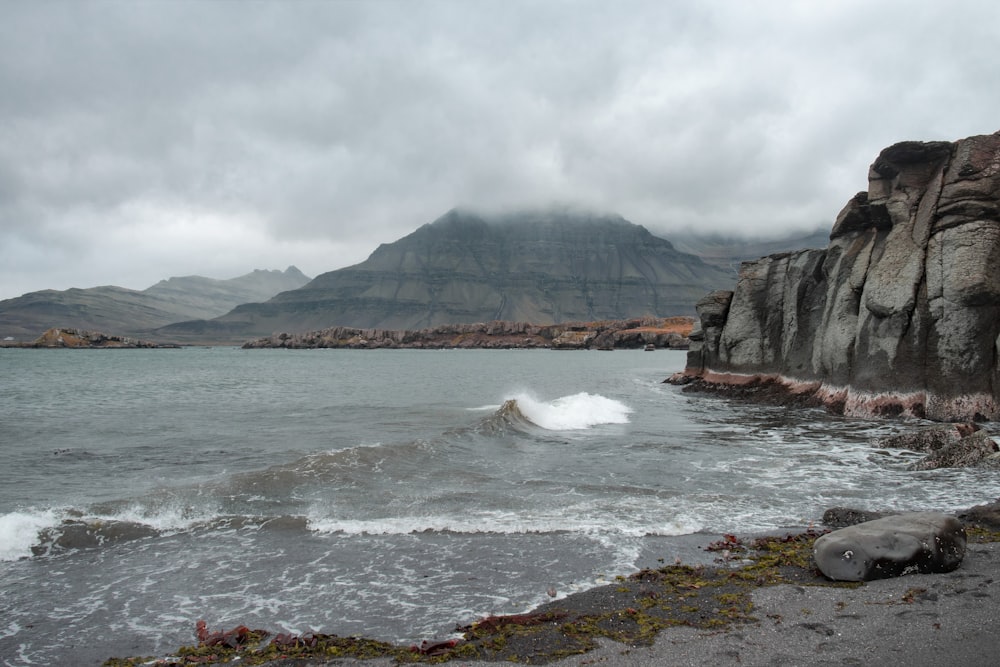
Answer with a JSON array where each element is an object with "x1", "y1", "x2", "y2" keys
[
  {"x1": 164, "y1": 208, "x2": 733, "y2": 342},
  {"x1": 672, "y1": 131, "x2": 1000, "y2": 422}
]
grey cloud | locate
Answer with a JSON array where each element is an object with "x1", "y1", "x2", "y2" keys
[{"x1": 1, "y1": 0, "x2": 999, "y2": 299}]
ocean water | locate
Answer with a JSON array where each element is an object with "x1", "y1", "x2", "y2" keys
[{"x1": 2, "y1": 347, "x2": 999, "y2": 665}]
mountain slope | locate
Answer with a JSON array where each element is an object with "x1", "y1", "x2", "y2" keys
[
  {"x1": 163, "y1": 209, "x2": 734, "y2": 340},
  {"x1": 0, "y1": 267, "x2": 309, "y2": 340}
]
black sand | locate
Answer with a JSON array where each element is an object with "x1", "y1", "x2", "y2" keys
[{"x1": 105, "y1": 532, "x2": 1000, "y2": 666}]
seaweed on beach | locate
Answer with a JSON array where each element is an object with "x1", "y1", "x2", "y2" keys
[{"x1": 98, "y1": 527, "x2": 903, "y2": 666}]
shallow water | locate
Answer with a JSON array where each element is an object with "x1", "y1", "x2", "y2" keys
[{"x1": 1, "y1": 348, "x2": 996, "y2": 665}]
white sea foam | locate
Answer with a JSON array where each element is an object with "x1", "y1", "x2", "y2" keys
[
  {"x1": 511, "y1": 392, "x2": 632, "y2": 430},
  {"x1": 86, "y1": 500, "x2": 223, "y2": 535},
  {"x1": 0, "y1": 502, "x2": 225, "y2": 561},
  {"x1": 0, "y1": 510, "x2": 59, "y2": 561},
  {"x1": 306, "y1": 510, "x2": 698, "y2": 537}
]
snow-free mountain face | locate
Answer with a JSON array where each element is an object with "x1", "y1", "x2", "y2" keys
[
  {"x1": 167, "y1": 208, "x2": 737, "y2": 340},
  {"x1": 0, "y1": 267, "x2": 309, "y2": 341}
]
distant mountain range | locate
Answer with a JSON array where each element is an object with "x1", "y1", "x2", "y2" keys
[
  {"x1": 0, "y1": 267, "x2": 309, "y2": 341},
  {"x1": 157, "y1": 209, "x2": 739, "y2": 343},
  {"x1": 1, "y1": 209, "x2": 832, "y2": 345}
]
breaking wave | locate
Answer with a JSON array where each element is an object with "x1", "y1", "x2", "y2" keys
[
  {"x1": 2, "y1": 390, "x2": 635, "y2": 562},
  {"x1": 473, "y1": 392, "x2": 632, "y2": 433},
  {"x1": 0, "y1": 507, "x2": 315, "y2": 561}
]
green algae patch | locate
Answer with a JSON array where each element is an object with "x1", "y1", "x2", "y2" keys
[
  {"x1": 103, "y1": 632, "x2": 414, "y2": 666},
  {"x1": 966, "y1": 526, "x2": 1000, "y2": 544}
]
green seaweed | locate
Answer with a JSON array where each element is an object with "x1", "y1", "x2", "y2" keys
[{"x1": 966, "y1": 526, "x2": 1000, "y2": 543}]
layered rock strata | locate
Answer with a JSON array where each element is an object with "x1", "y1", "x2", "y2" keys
[{"x1": 672, "y1": 131, "x2": 1000, "y2": 421}]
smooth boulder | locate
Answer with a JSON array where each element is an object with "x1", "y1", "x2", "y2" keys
[{"x1": 813, "y1": 512, "x2": 966, "y2": 581}]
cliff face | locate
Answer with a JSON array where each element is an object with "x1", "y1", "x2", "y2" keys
[
  {"x1": 676, "y1": 131, "x2": 1000, "y2": 422},
  {"x1": 173, "y1": 209, "x2": 733, "y2": 339}
]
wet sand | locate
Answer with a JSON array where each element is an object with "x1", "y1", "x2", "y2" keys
[
  {"x1": 243, "y1": 541, "x2": 1000, "y2": 667},
  {"x1": 506, "y1": 541, "x2": 1000, "y2": 666},
  {"x1": 104, "y1": 533, "x2": 1000, "y2": 666}
]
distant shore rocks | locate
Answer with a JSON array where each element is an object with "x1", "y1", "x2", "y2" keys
[
  {"x1": 19, "y1": 327, "x2": 176, "y2": 349},
  {"x1": 241, "y1": 317, "x2": 694, "y2": 350}
]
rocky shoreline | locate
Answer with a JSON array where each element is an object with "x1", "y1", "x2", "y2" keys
[
  {"x1": 95, "y1": 414, "x2": 1000, "y2": 666},
  {"x1": 241, "y1": 316, "x2": 694, "y2": 351},
  {"x1": 102, "y1": 498, "x2": 1000, "y2": 667}
]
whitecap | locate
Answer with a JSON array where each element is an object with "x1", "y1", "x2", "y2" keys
[
  {"x1": 509, "y1": 392, "x2": 632, "y2": 430},
  {"x1": 0, "y1": 509, "x2": 59, "y2": 561}
]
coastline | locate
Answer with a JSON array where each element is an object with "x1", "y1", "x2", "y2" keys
[
  {"x1": 103, "y1": 519, "x2": 1000, "y2": 666},
  {"x1": 468, "y1": 540, "x2": 1000, "y2": 667}
]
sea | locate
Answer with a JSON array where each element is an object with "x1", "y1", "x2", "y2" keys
[{"x1": 2, "y1": 347, "x2": 999, "y2": 665}]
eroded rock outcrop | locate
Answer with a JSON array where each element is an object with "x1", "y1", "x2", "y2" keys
[
  {"x1": 242, "y1": 317, "x2": 693, "y2": 350},
  {"x1": 671, "y1": 131, "x2": 1000, "y2": 421},
  {"x1": 28, "y1": 328, "x2": 173, "y2": 348}
]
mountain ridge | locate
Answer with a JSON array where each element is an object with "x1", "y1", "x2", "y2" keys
[
  {"x1": 0, "y1": 266, "x2": 309, "y2": 341},
  {"x1": 160, "y1": 208, "x2": 736, "y2": 342}
]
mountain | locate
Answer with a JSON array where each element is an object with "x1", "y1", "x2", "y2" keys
[
  {"x1": 159, "y1": 208, "x2": 735, "y2": 342},
  {"x1": 0, "y1": 267, "x2": 310, "y2": 341},
  {"x1": 671, "y1": 227, "x2": 831, "y2": 276}
]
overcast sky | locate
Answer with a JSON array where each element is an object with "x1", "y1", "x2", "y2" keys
[{"x1": 1, "y1": 0, "x2": 998, "y2": 300}]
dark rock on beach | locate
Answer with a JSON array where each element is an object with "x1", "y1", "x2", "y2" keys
[
  {"x1": 813, "y1": 512, "x2": 966, "y2": 582},
  {"x1": 958, "y1": 499, "x2": 1000, "y2": 529},
  {"x1": 670, "y1": 131, "x2": 1000, "y2": 422}
]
